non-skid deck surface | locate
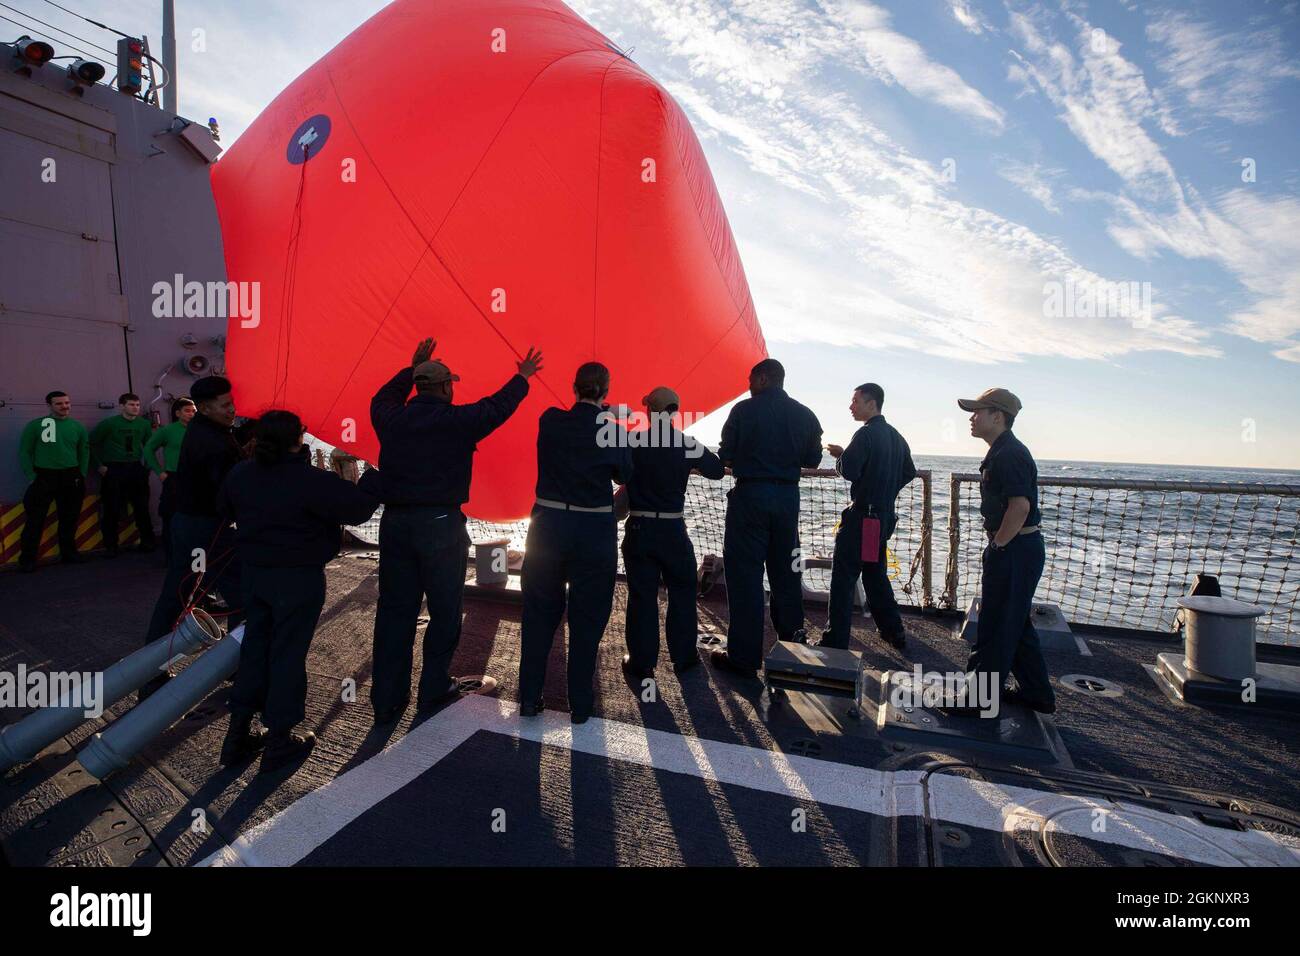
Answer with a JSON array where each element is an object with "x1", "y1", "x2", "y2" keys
[{"x1": 2, "y1": 549, "x2": 1298, "y2": 866}]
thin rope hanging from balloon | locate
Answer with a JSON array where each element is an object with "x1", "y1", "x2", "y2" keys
[{"x1": 272, "y1": 147, "x2": 311, "y2": 406}]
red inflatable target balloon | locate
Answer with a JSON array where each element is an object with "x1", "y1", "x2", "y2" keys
[{"x1": 213, "y1": 0, "x2": 766, "y2": 520}]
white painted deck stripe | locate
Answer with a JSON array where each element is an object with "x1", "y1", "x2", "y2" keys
[
  {"x1": 200, "y1": 707, "x2": 481, "y2": 867},
  {"x1": 200, "y1": 694, "x2": 1300, "y2": 867}
]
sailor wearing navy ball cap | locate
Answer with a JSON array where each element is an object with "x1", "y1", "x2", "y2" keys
[{"x1": 711, "y1": 359, "x2": 824, "y2": 678}]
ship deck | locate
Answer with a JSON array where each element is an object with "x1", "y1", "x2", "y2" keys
[{"x1": 2, "y1": 548, "x2": 1298, "y2": 867}]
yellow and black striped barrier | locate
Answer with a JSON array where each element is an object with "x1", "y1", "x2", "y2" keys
[{"x1": 0, "y1": 495, "x2": 141, "y2": 566}]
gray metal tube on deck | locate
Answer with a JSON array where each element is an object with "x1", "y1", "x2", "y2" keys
[
  {"x1": 78, "y1": 624, "x2": 244, "y2": 780},
  {"x1": 0, "y1": 611, "x2": 220, "y2": 772}
]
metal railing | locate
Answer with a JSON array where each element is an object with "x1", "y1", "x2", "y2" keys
[
  {"x1": 679, "y1": 468, "x2": 933, "y2": 607},
  {"x1": 940, "y1": 473, "x2": 1300, "y2": 641},
  {"x1": 327, "y1": 447, "x2": 1298, "y2": 642}
]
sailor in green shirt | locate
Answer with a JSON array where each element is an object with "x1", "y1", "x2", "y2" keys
[
  {"x1": 17, "y1": 390, "x2": 89, "y2": 571},
  {"x1": 89, "y1": 393, "x2": 157, "y2": 556},
  {"x1": 145, "y1": 397, "x2": 195, "y2": 561}
]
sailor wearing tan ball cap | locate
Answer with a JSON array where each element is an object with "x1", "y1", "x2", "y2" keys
[
  {"x1": 618, "y1": 386, "x2": 724, "y2": 690},
  {"x1": 368, "y1": 337, "x2": 541, "y2": 725},
  {"x1": 956, "y1": 387, "x2": 1056, "y2": 716}
]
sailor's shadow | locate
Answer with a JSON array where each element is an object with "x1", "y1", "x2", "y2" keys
[
  {"x1": 449, "y1": 601, "x2": 512, "y2": 686},
  {"x1": 296, "y1": 571, "x2": 388, "y2": 769},
  {"x1": 626, "y1": 674, "x2": 743, "y2": 865},
  {"x1": 181, "y1": 757, "x2": 302, "y2": 863},
  {"x1": 147, "y1": 691, "x2": 289, "y2": 864}
]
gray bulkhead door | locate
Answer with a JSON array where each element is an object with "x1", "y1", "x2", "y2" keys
[{"x1": 0, "y1": 106, "x2": 130, "y2": 498}]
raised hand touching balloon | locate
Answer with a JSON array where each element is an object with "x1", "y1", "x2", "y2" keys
[
  {"x1": 412, "y1": 338, "x2": 435, "y2": 368},
  {"x1": 518, "y1": 347, "x2": 544, "y2": 379}
]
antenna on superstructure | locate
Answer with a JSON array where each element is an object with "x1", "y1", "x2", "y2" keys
[
  {"x1": 161, "y1": 0, "x2": 177, "y2": 114},
  {"x1": 30, "y1": 1, "x2": 173, "y2": 105}
]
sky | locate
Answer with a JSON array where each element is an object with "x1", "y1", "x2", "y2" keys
[{"x1": 26, "y1": 0, "x2": 1300, "y2": 469}]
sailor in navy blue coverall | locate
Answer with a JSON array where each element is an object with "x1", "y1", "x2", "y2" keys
[
  {"x1": 519, "y1": 362, "x2": 633, "y2": 723},
  {"x1": 369, "y1": 338, "x2": 543, "y2": 723},
  {"x1": 216, "y1": 411, "x2": 379, "y2": 771},
  {"x1": 818, "y1": 383, "x2": 916, "y2": 650},
  {"x1": 713, "y1": 359, "x2": 823, "y2": 677},
  {"x1": 959, "y1": 388, "x2": 1055, "y2": 715},
  {"x1": 139, "y1": 376, "x2": 244, "y2": 703},
  {"x1": 620, "y1": 386, "x2": 725, "y2": 684}
]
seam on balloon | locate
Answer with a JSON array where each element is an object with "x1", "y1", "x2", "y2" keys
[
  {"x1": 303, "y1": 69, "x2": 438, "y2": 430},
  {"x1": 662, "y1": 98, "x2": 748, "y2": 321},
  {"x1": 424, "y1": 243, "x2": 567, "y2": 409},
  {"x1": 591, "y1": 57, "x2": 620, "y2": 358},
  {"x1": 273, "y1": 70, "x2": 413, "y2": 429},
  {"x1": 317, "y1": 52, "x2": 614, "y2": 416},
  {"x1": 673, "y1": 286, "x2": 756, "y2": 398},
  {"x1": 428, "y1": 48, "x2": 613, "y2": 242},
  {"x1": 314, "y1": 243, "x2": 436, "y2": 434},
  {"x1": 314, "y1": 66, "x2": 543, "y2": 419}
]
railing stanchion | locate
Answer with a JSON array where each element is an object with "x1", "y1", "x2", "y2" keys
[
  {"x1": 944, "y1": 472, "x2": 963, "y2": 610},
  {"x1": 339, "y1": 449, "x2": 1296, "y2": 641},
  {"x1": 921, "y1": 470, "x2": 933, "y2": 609}
]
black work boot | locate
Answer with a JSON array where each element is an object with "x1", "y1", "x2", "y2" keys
[
  {"x1": 373, "y1": 697, "x2": 410, "y2": 726},
  {"x1": 709, "y1": 649, "x2": 758, "y2": 679},
  {"x1": 881, "y1": 627, "x2": 907, "y2": 650},
  {"x1": 219, "y1": 715, "x2": 269, "y2": 766},
  {"x1": 621, "y1": 653, "x2": 655, "y2": 686},
  {"x1": 814, "y1": 629, "x2": 848, "y2": 650},
  {"x1": 258, "y1": 729, "x2": 317, "y2": 774},
  {"x1": 672, "y1": 656, "x2": 701, "y2": 677}
]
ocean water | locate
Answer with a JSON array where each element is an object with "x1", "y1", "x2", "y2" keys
[
  {"x1": 324, "y1": 435, "x2": 1299, "y2": 643},
  {"x1": 912, "y1": 455, "x2": 1300, "y2": 489},
  {"x1": 789, "y1": 455, "x2": 1297, "y2": 642}
]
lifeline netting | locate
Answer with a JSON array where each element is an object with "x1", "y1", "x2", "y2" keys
[{"x1": 328, "y1": 451, "x2": 1297, "y2": 643}]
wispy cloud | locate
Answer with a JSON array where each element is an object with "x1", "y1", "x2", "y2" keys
[
  {"x1": 1007, "y1": 8, "x2": 1181, "y2": 200},
  {"x1": 1209, "y1": 191, "x2": 1300, "y2": 360},
  {"x1": 627, "y1": 0, "x2": 1007, "y2": 129},
  {"x1": 1147, "y1": 10, "x2": 1300, "y2": 126},
  {"x1": 998, "y1": 159, "x2": 1062, "y2": 213},
  {"x1": 576, "y1": 0, "x2": 1213, "y2": 364},
  {"x1": 818, "y1": 0, "x2": 1006, "y2": 128},
  {"x1": 948, "y1": 1, "x2": 991, "y2": 36},
  {"x1": 1004, "y1": 4, "x2": 1300, "y2": 363}
]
